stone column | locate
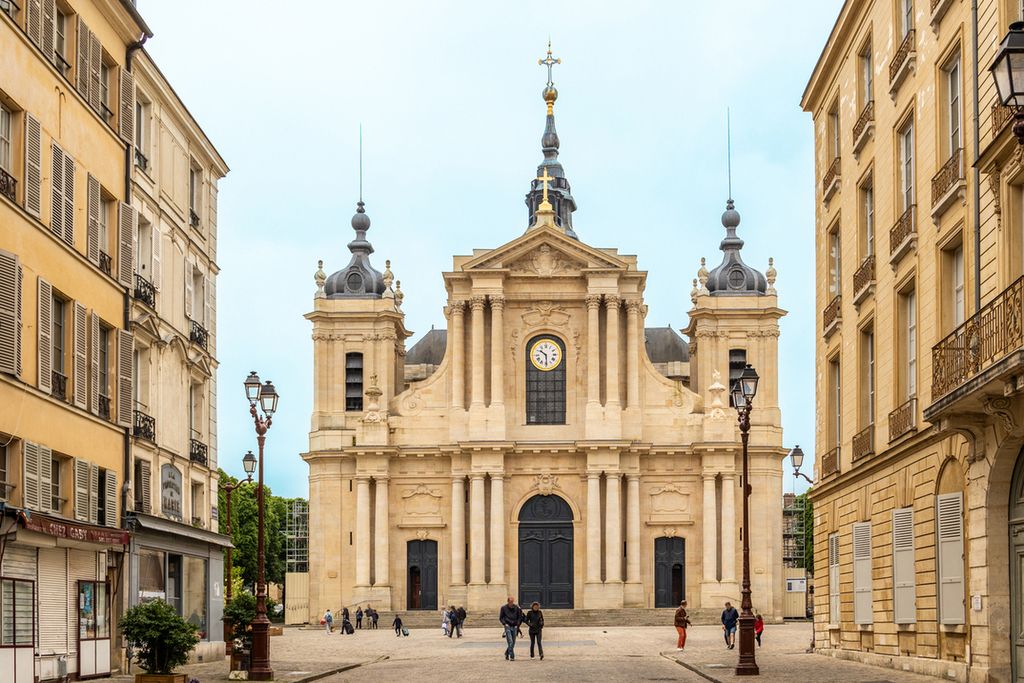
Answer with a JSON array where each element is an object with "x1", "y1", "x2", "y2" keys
[
  {"x1": 605, "y1": 472, "x2": 622, "y2": 582},
  {"x1": 469, "y1": 474, "x2": 486, "y2": 584},
  {"x1": 355, "y1": 476, "x2": 371, "y2": 587},
  {"x1": 586, "y1": 473, "x2": 602, "y2": 582},
  {"x1": 605, "y1": 296, "x2": 621, "y2": 407},
  {"x1": 373, "y1": 476, "x2": 389, "y2": 586},
  {"x1": 489, "y1": 474, "x2": 505, "y2": 585},
  {"x1": 470, "y1": 295, "x2": 487, "y2": 408},
  {"x1": 625, "y1": 301, "x2": 641, "y2": 409},
  {"x1": 721, "y1": 473, "x2": 736, "y2": 582},
  {"x1": 586, "y1": 295, "x2": 602, "y2": 406},
  {"x1": 450, "y1": 301, "x2": 465, "y2": 409},
  {"x1": 702, "y1": 474, "x2": 718, "y2": 583},
  {"x1": 625, "y1": 474, "x2": 641, "y2": 584},
  {"x1": 489, "y1": 296, "x2": 505, "y2": 408},
  {"x1": 451, "y1": 475, "x2": 466, "y2": 584}
]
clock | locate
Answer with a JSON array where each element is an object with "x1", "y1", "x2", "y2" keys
[{"x1": 529, "y1": 338, "x2": 563, "y2": 371}]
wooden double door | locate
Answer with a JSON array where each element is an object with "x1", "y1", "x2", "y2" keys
[
  {"x1": 654, "y1": 537, "x2": 685, "y2": 608},
  {"x1": 407, "y1": 540, "x2": 437, "y2": 610},
  {"x1": 518, "y1": 494, "x2": 574, "y2": 609}
]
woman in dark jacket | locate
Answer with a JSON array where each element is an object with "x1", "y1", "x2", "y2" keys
[
  {"x1": 524, "y1": 602, "x2": 544, "y2": 660},
  {"x1": 674, "y1": 599, "x2": 691, "y2": 650}
]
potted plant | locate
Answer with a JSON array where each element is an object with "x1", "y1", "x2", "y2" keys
[
  {"x1": 121, "y1": 599, "x2": 200, "y2": 683},
  {"x1": 223, "y1": 592, "x2": 256, "y2": 672}
]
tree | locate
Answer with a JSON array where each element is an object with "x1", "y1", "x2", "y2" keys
[
  {"x1": 121, "y1": 599, "x2": 200, "y2": 674},
  {"x1": 798, "y1": 491, "x2": 814, "y2": 574},
  {"x1": 217, "y1": 469, "x2": 286, "y2": 589}
]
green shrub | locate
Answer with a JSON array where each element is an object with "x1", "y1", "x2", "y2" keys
[
  {"x1": 224, "y1": 592, "x2": 256, "y2": 646},
  {"x1": 120, "y1": 599, "x2": 200, "y2": 674}
]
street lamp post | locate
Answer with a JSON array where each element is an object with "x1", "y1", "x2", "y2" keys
[
  {"x1": 220, "y1": 451, "x2": 255, "y2": 654},
  {"x1": 990, "y1": 22, "x2": 1024, "y2": 144},
  {"x1": 731, "y1": 364, "x2": 760, "y2": 676},
  {"x1": 789, "y1": 445, "x2": 814, "y2": 485},
  {"x1": 244, "y1": 371, "x2": 279, "y2": 682}
]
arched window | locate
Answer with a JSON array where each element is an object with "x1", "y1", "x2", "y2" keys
[
  {"x1": 345, "y1": 352, "x2": 363, "y2": 411},
  {"x1": 525, "y1": 335, "x2": 566, "y2": 424}
]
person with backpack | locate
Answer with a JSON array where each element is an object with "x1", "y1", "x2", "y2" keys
[
  {"x1": 754, "y1": 612, "x2": 764, "y2": 647},
  {"x1": 456, "y1": 605, "x2": 467, "y2": 636},
  {"x1": 499, "y1": 596, "x2": 525, "y2": 661},
  {"x1": 355, "y1": 607, "x2": 364, "y2": 629},
  {"x1": 674, "y1": 600, "x2": 691, "y2": 651},
  {"x1": 392, "y1": 614, "x2": 403, "y2": 637},
  {"x1": 371, "y1": 608, "x2": 379, "y2": 629},
  {"x1": 446, "y1": 606, "x2": 458, "y2": 638},
  {"x1": 323, "y1": 608, "x2": 333, "y2": 634},
  {"x1": 524, "y1": 602, "x2": 544, "y2": 660}
]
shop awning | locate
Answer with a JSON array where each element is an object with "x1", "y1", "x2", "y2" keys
[{"x1": 127, "y1": 512, "x2": 234, "y2": 548}]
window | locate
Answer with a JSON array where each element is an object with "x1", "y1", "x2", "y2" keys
[
  {"x1": 51, "y1": 456, "x2": 63, "y2": 513},
  {"x1": 100, "y1": 61, "x2": 110, "y2": 115},
  {"x1": 190, "y1": 481, "x2": 204, "y2": 526},
  {"x1": 828, "y1": 104, "x2": 840, "y2": 159},
  {"x1": 52, "y1": 295, "x2": 66, "y2": 376},
  {"x1": 0, "y1": 577, "x2": 34, "y2": 647},
  {"x1": 828, "y1": 227, "x2": 841, "y2": 296},
  {"x1": 138, "y1": 549, "x2": 166, "y2": 601},
  {"x1": 0, "y1": 442, "x2": 8, "y2": 501},
  {"x1": 0, "y1": 104, "x2": 11, "y2": 173},
  {"x1": 893, "y1": 507, "x2": 916, "y2": 624},
  {"x1": 860, "y1": 328, "x2": 874, "y2": 428},
  {"x1": 728, "y1": 349, "x2": 747, "y2": 407},
  {"x1": 54, "y1": 10, "x2": 66, "y2": 67},
  {"x1": 99, "y1": 197, "x2": 112, "y2": 255},
  {"x1": 859, "y1": 43, "x2": 873, "y2": 109},
  {"x1": 189, "y1": 165, "x2": 201, "y2": 227},
  {"x1": 345, "y1": 352, "x2": 363, "y2": 411},
  {"x1": 98, "y1": 324, "x2": 110, "y2": 400},
  {"x1": 860, "y1": 179, "x2": 874, "y2": 257},
  {"x1": 899, "y1": 122, "x2": 915, "y2": 211},
  {"x1": 134, "y1": 95, "x2": 148, "y2": 170},
  {"x1": 901, "y1": 288, "x2": 917, "y2": 399},
  {"x1": 829, "y1": 358, "x2": 841, "y2": 448},
  {"x1": 525, "y1": 335, "x2": 566, "y2": 424},
  {"x1": 945, "y1": 57, "x2": 961, "y2": 156},
  {"x1": 853, "y1": 522, "x2": 873, "y2": 625},
  {"x1": 937, "y1": 492, "x2": 965, "y2": 625},
  {"x1": 183, "y1": 556, "x2": 207, "y2": 638},
  {"x1": 189, "y1": 383, "x2": 202, "y2": 439},
  {"x1": 828, "y1": 533, "x2": 840, "y2": 625},
  {"x1": 134, "y1": 458, "x2": 152, "y2": 513},
  {"x1": 944, "y1": 243, "x2": 965, "y2": 331},
  {"x1": 78, "y1": 581, "x2": 109, "y2": 640},
  {"x1": 901, "y1": 0, "x2": 913, "y2": 38}
]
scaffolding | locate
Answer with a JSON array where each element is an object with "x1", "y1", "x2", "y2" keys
[
  {"x1": 285, "y1": 499, "x2": 309, "y2": 573},
  {"x1": 782, "y1": 493, "x2": 806, "y2": 569}
]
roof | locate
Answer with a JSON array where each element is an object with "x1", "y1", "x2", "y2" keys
[
  {"x1": 644, "y1": 326, "x2": 689, "y2": 363},
  {"x1": 406, "y1": 328, "x2": 447, "y2": 365}
]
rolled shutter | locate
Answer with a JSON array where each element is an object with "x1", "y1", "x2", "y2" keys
[
  {"x1": 937, "y1": 492, "x2": 965, "y2": 625},
  {"x1": 88, "y1": 462, "x2": 99, "y2": 524},
  {"x1": 38, "y1": 445, "x2": 52, "y2": 511},
  {"x1": 0, "y1": 251, "x2": 20, "y2": 376},
  {"x1": 86, "y1": 174, "x2": 100, "y2": 264},
  {"x1": 62, "y1": 153, "x2": 74, "y2": 246},
  {"x1": 74, "y1": 458, "x2": 89, "y2": 521},
  {"x1": 24, "y1": 114, "x2": 42, "y2": 218},
  {"x1": 22, "y1": 442, "x2": 40, "y2": 511},
  {"x1": 41, "y1": 0, "x2": 55, "y2": 65},
  {"x1": 828, "y1": 533, "x2": 840, "y2": 624},
  {"x1": 118, "y1": 69, "x2": 135, "y2": 145},
  {"x1": 72, "y1": 302, "x2": 87, "y2": 408},
  {"x1": 184, "y1": 258, "x2": 193, "y2": 319},
  {"x1": 139, "y1": 459, "x2": 151, "y2": 514},
  {"x1": 37, "y1": 278, "x2": 52, "y2": 393},
  {"x1": 26, "y1": 0, "x2": 42, "y2": 47},
  {"x1": 151, "y1": 224, "x2": 161, "y2": 290},
  {"x1": 50, "y1": 144, "x2": 64, "y2": 239},
  {"x1": 76, "y1": 18, "x2": 90, "y2": 95},
  {"x1": 103, "y1": 470, "x2": 117, "y2": 527},
  {"x1": 116, "y1": 328, "x2": 133, "y2": 427},
  {"x1": 117, "y1": 202, "x2": 135, "y2": 288},
  {"x1": 893, "y1": 507, "x2": 916, "y2": 624}
]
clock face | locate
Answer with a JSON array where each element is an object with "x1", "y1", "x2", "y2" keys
[{"x1": 529, "y1": 339, "x2": 563, "y2": 371}]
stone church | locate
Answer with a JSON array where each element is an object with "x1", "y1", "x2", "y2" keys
[{"x1": 302, "y1": 48, "x2": 787, "y2": 618}]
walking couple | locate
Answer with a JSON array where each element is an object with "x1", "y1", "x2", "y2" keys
[{"x1": 499, "y1": 596, "x2": 545, "y2": 661}]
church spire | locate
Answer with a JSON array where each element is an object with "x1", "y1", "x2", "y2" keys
[{"x1": 526, "y1": 40, "x2": 578, "y2": 238}]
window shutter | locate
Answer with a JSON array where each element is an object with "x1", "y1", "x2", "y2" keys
[
  {"x1": 118, "y1": 69, "x2": 135, "y2": 145},
  {"x1": 828, "y1": 533, "x2": 840, "y2": 624},
  {"x1": 41, "y1": 0, "x2": 55, "y2": 66},
  {"x1": 72, "y1": 302, "x2": 87, "y2": 409},
  {"x1": 89, "y1": 312, "x2": 100, "y2": 415},
  {"x1": 116, "y1": 328, "x2": 133, "y2": 428},
  {"x1": 937, "y1": 492, "x2": 966, "y2": 625},
  {"x1": 38, "y1": 445, "x2": 52, "y2": 511},
  {"x1": 86, "y1": 174, "x2": 100, "y2": 264},
  {"x1": 103, "y1": 470, "x2": 117, "y2": 527},
  {"x1": 893, "y1": 507, "x2": 916, "y2": 624},
  {"x1": 0, "y1": 251, "x2": 20, "y2": 376},
  {"x1": 73, "y1": 458, "x2": 89, "y2": 521},
  {"x1": 205, "y1": 275, "x2": 214, "y2": 340},
  {"x1": 117, "y1": 202, "x2": 135, "y2": 288},
  {"x1": 853, "y1": 522, "x2": 873, "y2": 625},
  {"x1": 151, "y1": 224, "x2": 161, "y2": 290},
  {"x1": 88, "y1": 462, "x2": 99, "y2": 524},
  {"x1": 139, "y1": 459, "x2": 151, "y2": 514},
  {"x1": 184, "y1": 259, "x2": 193, "y2": 319},
  {"x1": 76, "y1": 18, "x2": 90, "y2": 96},
  {"x1": 37, "y1": 277, "x2": 52, "y2": 393},
  {"x1": 23, "y1": 442, "x2": 40, "y2": 511},
  {"x1": 50, "y1": 143, "x2": 64, "y2": 239},
  {"x1": 26, "y1": 0, "x2": 42, "y2": 47},
  {"x1": 62, "y1": 153, "x2": 74, "y2": 247},
  {"x1": 24, "y1": 114, "x2": 43, "y2": 218},
  {"x1": 88, "y1": 32, "x2": 101, "y2": 113}
]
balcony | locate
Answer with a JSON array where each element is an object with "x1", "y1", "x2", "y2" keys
[
  {"x1": 189, "y1": 319, "x2": 209, "y2": 350},
  {"x1": 931, "y1": 148, "x2": 965, "y2": 220},
  {"x1": 99, "y1": 251, "x2": 112, "y2": 277},
  {"x1": 993, "y1": 103, "x2": 1015, "y2": 138},
  {"x1": 930, "y1": 0, "x2": 954, "y2": 28},
  {"x1": 853, "y1": 255, "x2": 876, "y2": 305},
  {"x1": 190, "y1": 439, "x2": 208, "y2": 466},
  {"x1": 822, "y1": 157, "x2": 841, "y2": 203},
  {"x1": 51, "y1": 370, "x2": 67, "y2": 401},
  {"x1": 821, "y1": 446, "x2": 840, "y2": 479},
  {"x1": 852, "y1": 425, "x2": 875, "y2": 462},
  {"x1": 888, "y1": 397, "x2": 917, "y2": 442},
  {"x1": 0, "y1": 167, "x2": 15, "y2": 203},
  {"x1": 134, "y1": 148, "x2": 149, "y2": 173},
  {"x1": 133, "y1": 273, "x2": 156, "y2": 308},
  {"x1": 133, "y1": 410, "x2": 156, "y2": 443},
  {"x1": 852, "y1": 101, "x2": 875, "y2": 154},
  {"x1": 189, "y1": 208, "x2": 200, "y2": 229},
  {"x1": 889, "y1": 29, "x2": 916, "y2": 95},
  {"x1": 823, "y1": 295, "x2": 842, "y2": 338},
  {"x1": 98, "y1": 394, "x2": 110, "y2": 421},
  {"x1": 889, "y1": 205, "x2": 917, "y2": 265}
]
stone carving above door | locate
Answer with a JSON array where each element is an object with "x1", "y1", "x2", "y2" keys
[
  {"x1": 522, "y1": 301, "x2": 571, "y2": 328},
  {"x1": 509, "y1": 244, "x2": 584, "y2": 276},
  {"x1": 647, "y1": 483, "x2": 694, "y2": 525},
  {"x1": 399, "y1": 484, "x2": 445, "y2": 527}
]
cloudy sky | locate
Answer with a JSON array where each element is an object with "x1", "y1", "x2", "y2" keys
[{"x1": 138, "y1": 0, "x2": 843, "y2": 499}]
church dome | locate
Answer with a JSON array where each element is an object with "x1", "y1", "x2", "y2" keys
[
  {"x1": 324, "y1": 201, "x2": 387, "y2": 299},
  {"x1": 705, "y1": 199, "x2": 767, "y2": 296}
]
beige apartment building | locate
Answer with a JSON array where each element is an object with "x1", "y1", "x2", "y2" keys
[{"x1": 803, "y1": 1, "x2": 1024, "y2": 681}]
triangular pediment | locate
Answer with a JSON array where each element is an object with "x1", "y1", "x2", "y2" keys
[{"x1": 461, "y1": 224, "x2": 628, "y2": 274}]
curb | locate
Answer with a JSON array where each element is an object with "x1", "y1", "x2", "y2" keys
[
  {"x1": 659, "y1": 652, "x2": 724, "y2": 683},
  {"x1": 292, "y1": 655, "x2": 389, "y2": 683}
]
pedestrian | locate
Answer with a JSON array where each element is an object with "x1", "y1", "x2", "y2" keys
[
  {"x1": 342, "y1": 606, "x2": 350, "y2": 623},
  {"x1": 525, "y1": 601, "x2": 544, "y2": 660},
  {"x1": 371, "y1": 608, "x2": 379, "y2": 629},
  {"x1": 392, "y1": 614, "x2": 403, "y2": 637},
  {"x1": 342, "y1": 613, "x2": 354, "y2": 635},
  {"x1": 499, "y1": 596, "x2": 525, "y2": 661},
  {"x1": 754, "y1": 612, "x2": 764, "y2": 647},
  {"x1": 456, "y1": 605, "x2": 467, "y2": 636},
  {"x1": 356, "y1": 607, "x2": 364, "y2": 629},
  {"x1": 323, "y1": 608, "x2": 333, "y2": 634},
  {"x1": 446, "y1": 606, "x2": 458, "y2": 638},
  {"x1": 673, "y1": 600, "x2": 691, "y2": 651},
  {"x1": 721, "y1": 602, "x2": 739, "y2": 649},
  {"x1": 442, "y1": 607, "x2": 451, "y2": 636}
]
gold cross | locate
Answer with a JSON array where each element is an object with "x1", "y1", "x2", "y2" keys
[
  {"x1": 536, "y1": 168, "x2": 554, "y2": 204},
  {"x1": 538, "y1": 39, "x2": 561, "y2": 86}
]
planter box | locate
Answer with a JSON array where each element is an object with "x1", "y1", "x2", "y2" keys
[{"x1": 135, "y1": 674, "x2": 187, "y2": 683}]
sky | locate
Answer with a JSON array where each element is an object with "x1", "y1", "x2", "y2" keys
[{"x1": 138, "y1": 0, "x2": 844, "y2": 499}]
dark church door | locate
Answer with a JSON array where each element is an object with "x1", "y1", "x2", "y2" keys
[
  {"x1": 654, "y1": 537, "x2": 686, "y2": 607},
  {"x1": 518, "y1": 494, "x2": 574, "y2": 609},
  {"x1": 407, "y1": 540, "x2": 437, "y2": 610}
]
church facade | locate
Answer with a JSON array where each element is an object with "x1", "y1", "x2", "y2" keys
[{"x1": 302, "y1": 48, "x2": 788, "y2": 617}]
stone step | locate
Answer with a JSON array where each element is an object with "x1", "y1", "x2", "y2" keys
[{"x1": 352, "y1": 608, "x2": 722, "y2": 630}]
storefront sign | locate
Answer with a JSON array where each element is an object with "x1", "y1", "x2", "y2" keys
[
  {"x1": 22, "y1": 513, "x2": 129, "y2": 545},
  {"x1": 161, "y1": 464, "x2": 182, "y2": 519}
]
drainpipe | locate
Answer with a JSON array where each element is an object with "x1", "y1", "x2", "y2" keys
[{"x1": 973, "y1": 0, "x2": 981, "y2": 312}]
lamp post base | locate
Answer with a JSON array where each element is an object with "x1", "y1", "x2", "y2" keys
[
  {"x1": 248, "y1": 617, "x2": 274, "y2": 681},
  {"x1": 735, "y1": 613, "x2": 759, "y2": 676}
]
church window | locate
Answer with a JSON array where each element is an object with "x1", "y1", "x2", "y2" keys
[
  {"x1": 728, "y1": 349, "x2": 746, "y2": 407},
  {"x1": 525, "y1": 335, "x2": 566, "y2": 425},
  {"x1": 345, "y1": 352, "x2": 363, "y2": 411}
]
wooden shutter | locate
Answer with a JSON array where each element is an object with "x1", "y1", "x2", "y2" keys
[
  {"x1": 86, "y1": 174, "x2": 100, "y2": 264},
  {"x1": 24, "y1": 114, "x2": 42, "y2": 218},
  {"x1": 0, "y1": 251, "x2": 20, "y2": 376},
  {"x1": 62, "y1": 152, "x2": 74, "y2": 246},
  {"x1": 184, "y1": 258, "x2": 193, "y2": 319},
  {"x1": 37, "y1": 277, "x2": 52, "y2": 393},
  {"x1": 76, "y1": 18, "x2": 90, "y2": 95},
  {"x1": 937, "y1": 492, "x2": 966, "y2": 625},
  {"x1": 38, "y1": 445, "x2": 52, "y2": 511},
  {"x1": 828, "y1": 533, "x2": 840, "y2": 624},
  {"x1": 103, "y1": 470, "x2": 117, "y2": 527},
  {"x1": 73, "y1": 458, "x2": 89, "y2": 521},
  {"x1": 118, "y1": 69, "x2": 135, "y2": 145},
  {"x1": 89, "y1": 312, "x2": 100, "y2": 415},
  {"x1": 88, "y1": 462, "x2": 99, "y2": 524},
  {"x1": 26, "y1": 0, "x2": 42, "y2": 47},
  {"x1": 88, "y1": 31, "x2": 101, "y2": 112},
  {"x1": 893, "y1": 507, "x2": 916, "y2": 624},
  {"x1": 50, "y1": 143, "x2": 64, "y2": 239},
  {"x1": 151, "y1": 224, "x2": 161, "y2": 290},
  {"x1": 22, "y1": 442, "x2": 41, "y2": 511},
  {"x1": 139, "y1": 459, "x2": 152, "y2": 514},
  {"x1": 852, "y1": 522, "x2": 873, "y2": 625},
  {"x1": 117, "y1": 202, "x2": 135, "y2": 288},
  {"x1": 72, "y1": 302, "x2": 86, "y2": 408},
  {"x1": 41, "y1": 0, "x2": 55, "y2": 65},
  {"x1": 116, "y1": 328, "x2": 133, "y2": 427}
]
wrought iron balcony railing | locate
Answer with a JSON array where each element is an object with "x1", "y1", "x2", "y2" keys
[
  {"x1": 888, "y1": 397, "x2": 917, "y2": 442},
  {"x1": 931, "y1": 147, "x2": 964, "y2": 209},
  {"x1": 822, "y1": 157, "x2": 841, "y2": 200},
  {"x1": 135, "y1": 148, "x2": 149, "y2": 172},
  {"x1": 993, "y1": 103, "x2": 1015, "y2": 138},
  {"x1": 51, "y1": 370, "x2": 67, "y2": 401},
  {"x1": 823, "y1": 295, "x2": 842, "y2": 336},
  {"x1": 190, "y1": 439, "x2": 208, "y2": 466},
  {"x1": 889, "y1": 29, "x2": 915, "y2": 84},
  {"x1": 134, "y1": 273, "x2": 156, "y2": 308},
  {"x1": 852, "y1": 425, "x2": 875, "y2": 462},
  {"x1": 98, "y1": 394, "x2": 110, "y2": 420},
  {"x1": 190, "y1": 319, "x2": 209, "y2": 350},
  {"x1": 133, "y1": 410, "x2": 156, "y2": 443},
  {"x1": 852, "y1": 101, "x2": 874, "y2": 151},
  {"x1": 853, "y1": 255, "x2": 875, "y2": 303},
  {"x1": 189, "y1": 208, "x2": 200, "y2": 228},
  {"x1": 0, "y1": 166, "x2": 16, "y2": 202},
  {"x1": 99, "y1": 250, "x2": 112, "y2": 277},
  {"x1": 890, "y1": 205, "x2": 916, "y2": 263},
  {"x1": 821, "y1": 446, "x2": 840, "y2": 479}
]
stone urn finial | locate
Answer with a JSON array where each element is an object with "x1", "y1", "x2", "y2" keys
[
  {"x1": 766, "y1": 257, "x2": 777, "y2": 295},
  {"x1": 314, "y1": 259, "x2": 327, "y2": 298}
]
